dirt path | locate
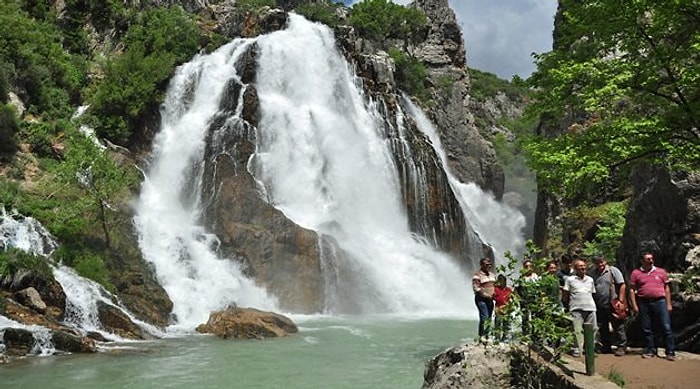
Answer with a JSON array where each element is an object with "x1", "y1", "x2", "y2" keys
[{"x1": 593, "y1": 348, "x2": 700, "y2": 389}]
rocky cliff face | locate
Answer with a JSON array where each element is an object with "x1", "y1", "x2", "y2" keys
[{"x1": 175, "y1": 0, "x2": 501, "y2": 313}]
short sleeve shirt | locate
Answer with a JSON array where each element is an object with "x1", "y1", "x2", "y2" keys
[
  {"x1": 630, "y1": 266, "x2": 668, "y2": 299},
  {"x1": 564, "y1": 275, "x2": 596, "y2": 312},
  {"x1": 588, "y1": 265, "x2": 625, "y2": 306},
  {"x1": 472, "y1": 270, "x2": 497, "y2": 298}
]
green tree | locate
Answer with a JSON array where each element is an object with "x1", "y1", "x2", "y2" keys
[
  {"x1": 349, "y1": 0, "x2": 426, "y2": 47},
  {"x1": 526, "y1": 1, "x2": 700, "y2": 198},
  {"x1": 0, "y1": 2, "x2": 84, "y2": 119},
  {"x1": 57, "y1": 128, "x2": 139, "y2": 249},
  {"x1": 86, "y1": 6, "x2": 200, "y2": 145}
]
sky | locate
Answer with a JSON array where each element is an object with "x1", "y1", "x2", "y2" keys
[{"x1": 344, "y1": 0, "x2": 558, "y2": 80}]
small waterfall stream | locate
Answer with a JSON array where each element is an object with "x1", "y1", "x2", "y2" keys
[{"x1": 1, "y1": 210, "x2": 158, "y2": 354}]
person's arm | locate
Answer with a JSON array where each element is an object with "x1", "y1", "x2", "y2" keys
[
  {"x1": 618, "y1": 283, "x2": 627, "y2": 305},
  {"x1": 629, "y1": 282, "x2": 638, "y2": 314},
  {"x1": 472, "y1": 274, "x2": 482, "y2": 296},
  {"x1": 665, "y1": 282, "x2": 672, "y2": 313}
]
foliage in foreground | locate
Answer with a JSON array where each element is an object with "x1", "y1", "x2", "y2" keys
[{"x1": 526, "y1": 0, "x2": 700, "y2": 199}]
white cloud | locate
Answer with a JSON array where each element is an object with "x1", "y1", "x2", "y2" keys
[{"x1": 346, "y1": 0, "x2": 557, "y2": 80}]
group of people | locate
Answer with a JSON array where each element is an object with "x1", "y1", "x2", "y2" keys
[{"x1": 471, "y1": 252, "x2": 676, "y2": 361}]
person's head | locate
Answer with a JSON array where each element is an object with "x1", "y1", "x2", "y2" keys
[
  {"x1": 522, "y1": 260, "x2": 534, "y2": 276},
  {"x1": 592, "y1": 255, "x2": 607, "y2": 272},
  {"x1": 546, "y1": 260, "x2": 558, "y2": 274},
  {"x1": 573, "y1": 259, "x2": 587, "y2": 277},
  {"x1": 641, "y1": 252, "x2": 654, "y2": 270},
  {"x1": 560, "y1": 253, "x2": 574, "y2": 270},
  {"x1": 496, "y1": 274, "x2": 507, "y2": 287},
  {"x1": 480, "y1": 257, "x2": 493, "y2": 272}
]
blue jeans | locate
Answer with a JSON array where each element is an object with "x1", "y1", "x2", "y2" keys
[
  {"x1": 475, "y1": 295, "x2": 494, "y2": 338},
  {"x1": 638, "y1": 297, "x2": 675, "y2": 356}
]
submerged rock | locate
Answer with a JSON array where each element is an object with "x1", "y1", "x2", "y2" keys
[{"x1": 195, "y1": 306, "x2": 298, "y2": 339}]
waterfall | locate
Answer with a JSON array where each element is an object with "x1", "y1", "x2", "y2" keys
[
  {"x1": 135, "y1": 14, "x2": 523, "y2": 326},
  {"x1": 0, "y1": 211, "x2": 157, "y2": 349},
  {"x1": 134, "y1": 40, "x2": 279, "y2": 332},
  {"x1": 401, "y1": 97, "x2": 526, "y2": 265},
  {"x1": 252, "y1": 15, "x2": 471, "y2": 315}
]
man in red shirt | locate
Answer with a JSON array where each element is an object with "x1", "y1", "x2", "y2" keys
[{"x1": 629, "y1": 252, "x2": 676, "y2": 361}]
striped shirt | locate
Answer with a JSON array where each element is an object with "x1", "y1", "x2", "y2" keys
[{"x1": 630, "y1": 266, "x2": 668, "y2": 299}]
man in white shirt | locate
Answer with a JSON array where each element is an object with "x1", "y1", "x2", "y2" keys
[{"x1": 563, "y1": 259, "x2": 597, "y2": 357}]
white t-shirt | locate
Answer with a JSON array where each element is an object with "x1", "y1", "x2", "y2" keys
[{"x1": 563, "y1": 275, "x2": 596, "y2": 312}]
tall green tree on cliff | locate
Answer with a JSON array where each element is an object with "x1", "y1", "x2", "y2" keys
[{"x1": 526, "y1": 0, "x2": 699, "y2": 197}]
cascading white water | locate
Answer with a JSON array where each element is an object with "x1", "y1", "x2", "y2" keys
[
  {"x1": 134, "y1": 14, "x2": 529, "y2": 326},
  {"x1": 0, "y1": 211, "x2": 157, "y2": 346},
  {"x1": 134, "y1": 40, "x2": 279, "y2": 332},
  {"x1": 401, "y1": 97, "x2": 526, "y2": 265},
  {"x1": 252, "y1": 15, "x2": 471, "y2": 315}
]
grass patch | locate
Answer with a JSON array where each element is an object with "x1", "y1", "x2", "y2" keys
[{"x1": 607, "y1": 367, "x2": 626, "y2": 387}]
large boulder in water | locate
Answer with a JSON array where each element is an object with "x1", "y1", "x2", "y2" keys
[{"x1": 195, "y1": 306, "x2": 298, "y2": 339}]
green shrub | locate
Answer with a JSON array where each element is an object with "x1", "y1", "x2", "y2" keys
[
  {"x1": 86, "y1": 6, "x2": 201, "y2": 146},
  {"x1": 388, "y1": 47, "x2": 428, "y2": 101},
  {"x1": 296, "y1": 2, "x2": 342, "y2": 27},
  {"x1": 72, "y1": 252, "x2": 115, "y2": 291},
  {"x1": 237, "y1": 0, "x2": 277, "y2": 13},
  {"x1": 349, "y1": 0, "x2": 426, "y2": 45},
  {"x1": 0, "y1": 179, "x2": 21, "y2": 209},
  {"x1": 0, "y1": 247, "x2": 53, "y2": 279},
  {"x1": 582, "y1": 202, "x2": 627, "y2": 263},
  {"x1": 0, "y1": 104, "x2": 19, "y2": 159},
  {"x1": 0, "y1": 2, "x2": 85, "y2": 120}
]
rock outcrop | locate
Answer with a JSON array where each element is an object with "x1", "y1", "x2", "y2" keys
[
  {"x1": 422, "y1": 343, "x2": 511, "y2": 389},
  {"x1": 195, "y1": 306, "x2": 298, "y2": 339}
]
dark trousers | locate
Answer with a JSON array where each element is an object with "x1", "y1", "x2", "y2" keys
[
  {"x1": 475, "y1": 295, "x2": 494, "y2": 338},
  {"x1": 638, "y1": 297, "x2": 675, "y2": 356},
  {"x1": 596, "y1": 306, "x2": 627, "y2": 350}
]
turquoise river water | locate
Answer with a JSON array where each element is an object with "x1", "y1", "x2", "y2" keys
[{"x1": 0, "y1": 316, "x2": 477, "y2": 389}]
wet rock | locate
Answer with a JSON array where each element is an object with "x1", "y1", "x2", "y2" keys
[
  {"x1": 97, "y1": 301, "x2": 149, "y2": 340},
  {"x1": 196, "y1": 306, "x2": 298, "y2": 339},
  {"x1": 2, "y1": 328, "x2": 35, "y2": 356},
  {"x1": 52, "y1": 330, "x2": 97, "y2": 353},
  {"x1": 14, "y1": 287, "x2": 47, "y2": 314}
]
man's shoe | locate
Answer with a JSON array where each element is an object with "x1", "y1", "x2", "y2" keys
[
  {"x1": 614, "y1": 348, "x2": 626, "y2": 357},
  {"x1": 642, "y1": 353, "x2": 656, "y2": 358},
  {"x1": 666, "y1": 354, "x2": 676, "y2": 361}
]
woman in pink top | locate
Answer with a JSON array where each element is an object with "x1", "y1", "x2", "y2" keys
[{"x1": 629, "y1": 252, "x2": 676, "y2": 360}]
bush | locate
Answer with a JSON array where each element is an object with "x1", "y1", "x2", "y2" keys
[
  {"x1": 0, "y1": 2, "x2": 84, "y2": 119},
  {"x1": 86, "y1": 6, "x2": 201, "y2": 146},
  {"x1": 349, "y1": 0, "x2": 426, "y2": 45},
  {"x1": 0, "y1": 104, "x2": 19, "y2": 158},
  {"x1": 0, "y1": 247, "x2": 53, "y2": 279},
  {"x1": 295, "y1": 2, "x2": 342, "y2": 27},
  {"x1": 72, "y1": 252, "x2": 115, "y2": 291},
  {"x1": 388, "y1": 47, "x2": 428, "y2": 101},
  {"x1": 237, "y1": 0, "x2": 277, "y2": 13}
]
